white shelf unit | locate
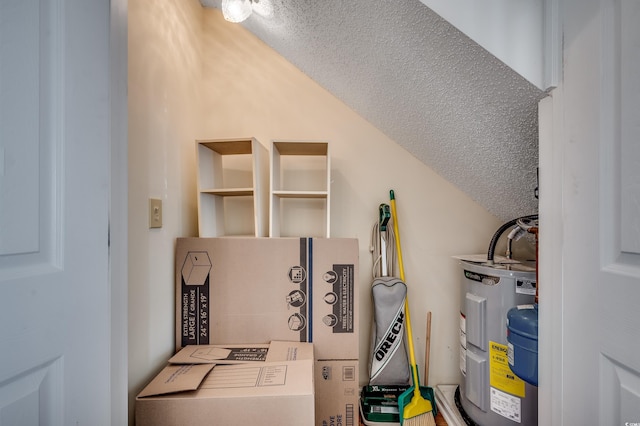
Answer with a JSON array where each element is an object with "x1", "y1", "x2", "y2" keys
[
  {"x1": 269, "y1": 140, "x2": 330, "y2": 237},
  {"x1": 196, "y1": 138, "x2": 268, "y2": 237}
]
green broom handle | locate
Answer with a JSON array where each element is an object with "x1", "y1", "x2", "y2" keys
[{"x1": 390, "y1": 190, "x2": 420, "y2": 397}]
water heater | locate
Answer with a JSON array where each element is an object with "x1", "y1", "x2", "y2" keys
[{"x1": 458, "y1": 261, "x2": 538, "y2": 425}]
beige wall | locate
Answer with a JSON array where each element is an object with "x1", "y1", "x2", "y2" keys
[
  {"x1": 128, "y1": 0, "x2": 203, "y2": 423},
  {"x1": 128, "y1": 2, "x2": 503, "y2": 423}
]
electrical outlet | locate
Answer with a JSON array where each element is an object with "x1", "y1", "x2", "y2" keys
[{"x1": 149, "y1": 198, "x2": 162, "y2": 228}]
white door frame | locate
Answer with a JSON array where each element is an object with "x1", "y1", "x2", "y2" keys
[
  {"x1": 537, "y1": 88, "x2": 564, "y2": 426},
  {"x1": 109, "y1": 0, "x2": 128, "y2": 423}
]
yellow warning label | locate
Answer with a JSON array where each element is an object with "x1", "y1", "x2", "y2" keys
[{"x1": 489, "y1": 341, "x2": 525, "y2": 398}]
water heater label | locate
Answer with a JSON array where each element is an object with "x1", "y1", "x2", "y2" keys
[
  {"x1": 464, "y1": 269, "x2": 501, "y2": 286},
  {"x1": 490, "y1": 387, "x2": 522, "y2": 423},
  {"x1": 489, "y1": 341, "x2": 525, "y2": 398}
]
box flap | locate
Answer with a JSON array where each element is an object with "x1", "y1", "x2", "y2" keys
[
  {"x1": 194, "y1": 360, "x2": 314, "y2": 398},
  {"x1": 169, "y1": 341, "x2": 314, "y2": 365},
  {"x1": 265, "y1": 341, "x2": 314, "y2": 362},
  {"x1": 137, "y1": 364, "x2": 214, "y2": 398},
  {"x1": 139, "y1": 360, "x2": 314, "y2": 400},
  {"x1": 169, "y1": 344, "x2": 269, "y2": 364}
]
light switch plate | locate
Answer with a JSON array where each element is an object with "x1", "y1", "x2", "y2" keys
[{"x1": 149, "y1": 198, "x2": 162, "y2": 228}]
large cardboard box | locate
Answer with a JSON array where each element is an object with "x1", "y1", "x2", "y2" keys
[
  {"x1": 175, "y1": 237, "x2": 359, "y2": 425},
  {"x1": 135, "y1": 359, "x2": 314, "y2": 426},
  {"x1": 136, "y1": 341, "x2": 314, "y2": 426},
  {"x1": 175, "y1": 237, "x2": 358, "y2": 360}
]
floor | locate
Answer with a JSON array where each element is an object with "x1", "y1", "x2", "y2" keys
[{"x1": 358, "y1": 409, "x2": 448, "y2": 425}]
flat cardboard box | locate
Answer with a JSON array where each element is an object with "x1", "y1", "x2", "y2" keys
[
  {"x1": 175, "y1": 237, "x2": 359, "y2": 360},
  {"x1": 136, "y1": 359, "x2": 314, "y2": 426}
]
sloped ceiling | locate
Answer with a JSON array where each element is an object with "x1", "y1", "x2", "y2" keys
[{"x1": 200, "y1": 0, "x2": 547, "y2": 221}]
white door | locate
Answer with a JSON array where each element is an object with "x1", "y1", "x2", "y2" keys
[
  {"x1": 0, "y1": 1, "x2": 126, "y2": 425},
  {"x1": 539, "y1": 0, "x2": 640, "y2": 424}
]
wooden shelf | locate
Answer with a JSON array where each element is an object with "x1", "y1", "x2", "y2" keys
[
  {"x1": 270, "y1": 140, "x2": 330, "y2": 237},
  {"x1": 200, "y1": 188, "x2": 254, "y2": 197},
  {"x1": 196, "y1": 138, "x2": 268, "y2": 237},
  {"x1": 272, "y1": 190, "x2": 328, "y2": 199}
]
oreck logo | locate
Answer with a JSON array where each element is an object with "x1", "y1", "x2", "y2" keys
[
  {"x1": 369, "y1": 304, "x2": 405, "y2": 381},
  {"x1": 375, "y1": 311, "x2": 404, "y2": 361}
]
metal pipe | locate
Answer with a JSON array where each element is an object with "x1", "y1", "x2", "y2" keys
[{"x1": 486, "y1": 214, "x2": 538, "y2": 264}]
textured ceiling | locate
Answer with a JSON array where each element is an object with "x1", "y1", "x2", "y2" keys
[{"x1": 200, "y1": 0, "x2": 546, "y2": 221}]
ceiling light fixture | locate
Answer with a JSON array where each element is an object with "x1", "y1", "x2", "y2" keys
[
  {"x1": 222, "y1": 0, "x2": 253, "y2": 23},
  {"x1": 251, "y1": 0, "x2": 273, "y2": 18}
]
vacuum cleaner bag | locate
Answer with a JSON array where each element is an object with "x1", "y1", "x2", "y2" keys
[{"x1": 369, "y1": 276, "x2": 410, "y2": 385}]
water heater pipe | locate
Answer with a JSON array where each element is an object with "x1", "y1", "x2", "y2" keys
[
  {"x1": 486, "y1": 214, "x2": 538, "y2": 264},
  {"x1": 517, "y1": 218, "x2": 539, "y2": 303}
]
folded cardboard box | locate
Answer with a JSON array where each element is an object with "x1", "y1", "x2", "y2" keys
[
  {"x1": 165, "y1": 342, "x2": 359, "y2": 426},
  {"x1": 175, "y1": 237, "x2": 359, "y2": 360},
  {"x1": 136, "y1": 342, "x2": 314, "y2": 426}
]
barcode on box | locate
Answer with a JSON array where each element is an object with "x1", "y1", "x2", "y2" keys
[
  {"x1": 342, "y1": 366, "x2": 355, "y2": 381},
  {"x1": 346, "y1": 404, "x2": 355, "y2": 426}
]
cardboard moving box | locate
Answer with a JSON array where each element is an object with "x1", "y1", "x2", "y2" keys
[
  {"x1": 175, "y1": 237, "x2": 359, "y2": 360},
  {"x1": 136, "y1": 342, "x2": 315, "y2": 426},
  {"x1": 136, "y1": 360, "x2": 314, "y2": 426}
]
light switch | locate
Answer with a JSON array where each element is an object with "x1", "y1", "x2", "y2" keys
[{"x1": 149, "y1": 198, "x2": 162, "y2": 228}]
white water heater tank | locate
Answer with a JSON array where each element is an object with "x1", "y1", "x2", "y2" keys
[{"x1": 458, "y1": 260, "x2": 538, "y2": 426}]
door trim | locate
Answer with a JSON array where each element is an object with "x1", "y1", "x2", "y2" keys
[{"x1": 110, "y1": 0, "x2": 128, "y2": 423}]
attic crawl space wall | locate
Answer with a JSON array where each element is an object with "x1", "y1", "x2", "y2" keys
[{"x1": 128, "y1": 2, "x2": 513, "y2": 422}]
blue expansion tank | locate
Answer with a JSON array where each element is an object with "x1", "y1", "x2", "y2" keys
[{"x1": 506, "y1": 304, "x2": 538, "y2": 386}]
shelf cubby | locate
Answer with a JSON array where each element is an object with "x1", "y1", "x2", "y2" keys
[
  {"x1": 270, "y1": 140, "x2": 330, "y2": 237},
  {"x1": 196, "y1": 138, "x2": 268, "y2": 237}
]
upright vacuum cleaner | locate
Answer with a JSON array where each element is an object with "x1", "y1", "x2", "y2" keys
[
  {"x1": 361, "y1": 203, "x2": 411, "y2": 425},
  {"x1": 368, "y1": 203, "x2": 410, "y2": 385}
]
